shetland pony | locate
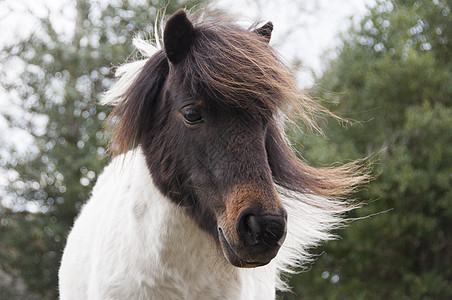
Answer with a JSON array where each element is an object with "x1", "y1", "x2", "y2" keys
[{"x1": 59, "y1": 9, "x2": 366, "y2": 299}]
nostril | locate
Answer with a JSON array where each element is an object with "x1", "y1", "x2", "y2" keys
[
  {"x1": 237, "y1": 214, "x2": 260, "y2": 246},
  {"x1": 262, "y1": 220, "x2": 286, "y2": 246},
  {"x1": 246, "y1": 215, "x2": 261, "y2": 244}
]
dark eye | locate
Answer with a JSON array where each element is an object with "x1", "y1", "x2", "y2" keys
[{"x1": 182, "y1": 107, "x2": 203, "y2": 125}]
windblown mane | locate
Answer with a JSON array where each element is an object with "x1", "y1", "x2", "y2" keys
[{"x1": 102, "y1": 12, "x2": 368, "y2": 291}]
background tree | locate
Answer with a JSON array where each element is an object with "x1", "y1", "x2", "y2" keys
[
  {"x1": 280, "y1": 0, "x2": 452, "y2": 299},
  {"x1": 0, "y1": 0, "x2": 206, "y2": 298}
]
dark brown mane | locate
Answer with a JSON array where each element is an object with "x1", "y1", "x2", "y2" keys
[
  {"x1": 185, "y1": 21, "x2": 286, "y2": 118},
  {"x1": 182, "y1": 17, "x2": 334, "y2": 126},
  {"x1": 109, "y1": 50, "x2": 169, "y2": 154}
]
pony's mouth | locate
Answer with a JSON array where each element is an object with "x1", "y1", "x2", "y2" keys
[{"x1": 218, "y1": 227, "x2": 269, "y2": 268}]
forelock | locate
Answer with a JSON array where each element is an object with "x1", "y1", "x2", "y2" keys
[{"x1": 182, "y1": 19, "x2": 300, "y2": 119}]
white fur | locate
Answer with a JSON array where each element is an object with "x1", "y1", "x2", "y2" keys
[{"x1": 59, "y1": 37, "x2": 347, "y2": 299}]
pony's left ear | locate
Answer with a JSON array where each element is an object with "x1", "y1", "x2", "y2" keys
[
  {"x1": 254, "y1": 21, "x2": 273, "y2": 43},
  {"x1": 164, "y1": 9, "x2": 195, "y2": 64}
]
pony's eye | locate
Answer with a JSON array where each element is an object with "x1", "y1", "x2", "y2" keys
[{"x1": 182, "y1": 108, "x2": 203, "y2": 125}]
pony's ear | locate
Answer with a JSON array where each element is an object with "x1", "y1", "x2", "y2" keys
[
  {"x1": 164, "y1": 9, "x2": 195, "y2": 64},
  {"x1": 254, "y1": 21, "x2": 273, "y2": 43}
]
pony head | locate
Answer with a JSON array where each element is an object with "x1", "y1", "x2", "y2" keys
[{"x1": 107, "y1": 9, "x2": 365, "y2": 268}]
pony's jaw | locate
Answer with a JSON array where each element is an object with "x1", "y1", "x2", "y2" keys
[{"x1": 217, "y1": 224, "x2": 285, "y2": 268}]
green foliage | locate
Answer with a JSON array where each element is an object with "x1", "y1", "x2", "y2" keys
[
  {"x1": 280, "y1": 0, "x2": 452, "y2": 299},
  {"x1": 0, "y1": 1, "x2": 206, "y2": 298}
]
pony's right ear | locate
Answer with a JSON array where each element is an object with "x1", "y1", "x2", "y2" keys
[
  {"x1": 164, "y1": 9, "x2": 195, "y2": 64},
  {"x1": 254, "y1": 21, "x2": 273, "y2": 43}
]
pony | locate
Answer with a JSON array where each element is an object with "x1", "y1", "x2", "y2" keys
[{"x1": 59, "y1": 9, "x2": 366, "y2": 299}]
